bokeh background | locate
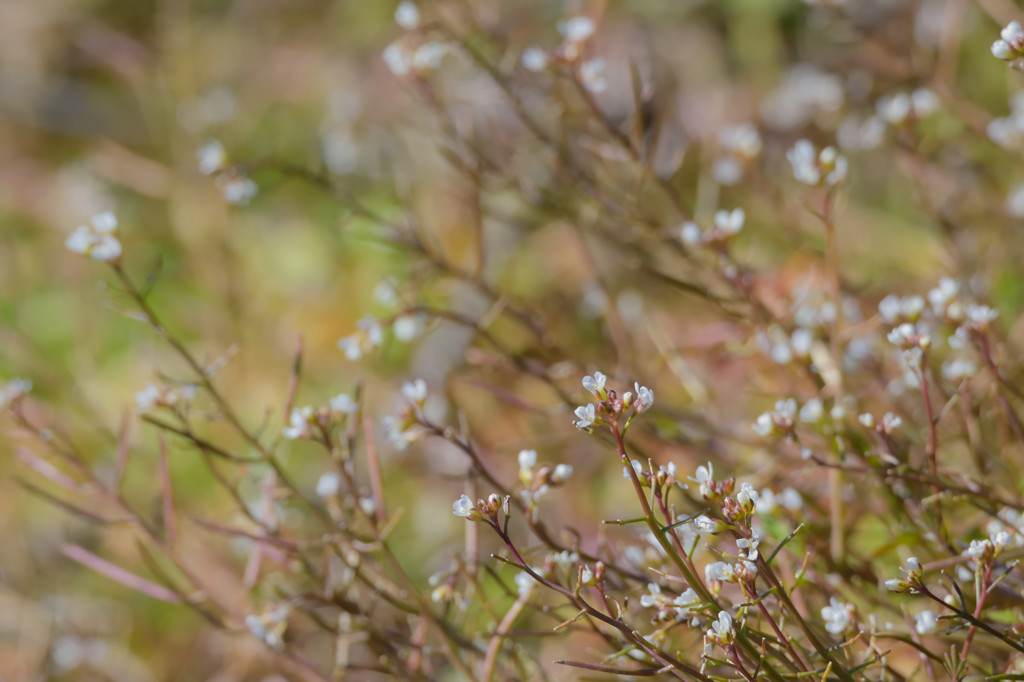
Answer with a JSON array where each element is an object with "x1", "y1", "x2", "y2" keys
[{"x1": 4, "y1": 0, "x2": 1024, "y2": 679}]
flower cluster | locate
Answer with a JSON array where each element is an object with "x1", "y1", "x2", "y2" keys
[
  {"x1": 787, "y1": 139, "x2": 847, "y2": 187},
  {"x1": 282, "y1": 392, "x2": 358, "y2": 440},
  {"x1": 572, "y1": 371, "x2": 654, "y2": 431},
  {"x1": 65, "y1": 212, "x2": 121, "y2": 262}
]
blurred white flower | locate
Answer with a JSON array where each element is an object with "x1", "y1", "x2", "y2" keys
[
  {"x1": 521, "y1": 46, "x2": 548, "y2": 72},
  {"x1": 221, "y1": 176, "x2": 258, "y2": 205},
  {"x1": 558, "y1": 16, "x2": 595, "y2": 42},
  {"x1": 713, "y1": 208, "x2": 745, "y2": 235},
  {"x1": 330, "y1": 393, "x2": 358, "y2": 414},
  {"x1": 401, "y1": 379, "x2": 428, "y2": 405},
  {"x1": 412, "y1": 42, "x2": 447, "y2": 71},
  {"x1": 317, "y1": 471, "x2": 341, "y2": 498},
  {"x1": 0, "y1": 379, "x2": 31, "y2": 409},
  {"x1": 65, "y1": 212, "x2": 121, "y2": 262},
  {"x1": 992, "y1": 21, "x2": 1024, "y2": 60},
  {"x1": 915, "y1": 610, "x2": 938, "y2": 635},
  {"x1": 197, "y1": 140, "x2": 226, "y2": 175},
  {"x1": 821, "y1": 597, "x2": 852, "y2": 634},
  {"x1": 394, "y1": 1, "x2": 420, "y2": 30},
  {"x1": 579, "y1": 58, "x2": 607, "y2": 93}
]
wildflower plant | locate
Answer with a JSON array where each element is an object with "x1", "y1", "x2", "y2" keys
[{"x1": 8, "y1": 1, "x2": 1024, "y2": 681}]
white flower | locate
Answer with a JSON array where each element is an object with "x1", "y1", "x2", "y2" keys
[
  {"x1": 582, "y1": 371, "x2": 606, "y2": 395},
  {"x1": 694, "y1": 516, "x2": 725, "y2": 534},
  {"x1": 911, "y1": 88, "x2": 938, "y2": 116},
  {"x1": 942, "y1": 358, "x2": 977, "y2": 382},
  {"x1": 549, "y1": 550, "x2": 579, "y2": 568},
  {"x1": 65, "y1": 212, "x2": 121, "y2": 262},
  {"x1": 799, "y1": 397, "x2": 823, "y2": 423},
  {"x1": 452, "y1": 494, "x2": 476, "y2": 518},
  {"x1": 713, "y1": 207, "x2": 745, "y2": 235},
  {"x1": 573, "y1": 403, "x2": 596, "y2": 429},
  {"x1": 221, "y1": 176, "x2": 258, "y2": 205},
  {"x1": 393, "y1": 315, "x2": 422, "y2": 341},
  {"x1": 518, "y1": 449, "x2": 537, "y2": 472},
  {"x1": 623, "y1": 460, "x2": 644, "y2": 480},
  {"x1": 915, "y1": 610, "x2": 938, "y2": 634},
  {"x1": 633, "y1": 382, "x2": 654, "y2": 412},
  {"x1": 705, "y1": 561, "x2": 734, "y2": 583},
  {"x1": 197, "y1": 140, "x2": 226, "y2": 175},
  {"x1": 993, "y1": 21, "x2": 1024, "y2": 60},
  {"x1": 719, "y1": 123, "x2": 762, "y2": 158},
  {"x1": 820, "y1": 597, "x2": 852, "y2": 634},
  {"x1": 521, "y1": 46, "x2": 548, "y2": 72},
  {"x1": 558, "y1": 16, "x2": 595, "y2": 42},
  {"x1": 1007, "y1": 184, "x2": 1024, "y2": 218},
  {"x1": 640, "y1": 582, "x2": 662, "y2": 608},
  {"x1": 330, "y1": 393, "x2": 358, "y2": 414},
  {"x1": 515, "y1": 571, "x2": 535, "y2": 595},
  {"x1": 709, "y1": 610, "x2": 733, "y2": 637},
  {"x1": 0, "y1": 379, "x2": 31, "y2": 409},
  {"x1": 283, "y1": 406, "x2": 315, "y2": 439},
  {"x1": 412, "y1": 42, "x2": 447, "y2": 71},
  {"x1": 712, "y1": 157, "x2": 742, "y2": 185},
  {"x1": 672, "y1": 588, "x2": 700, "y2": 618},
  {"x1": 316, "y1": 471, "x2": 341, "y2": 498},
  {"x1": 551, "y1": 463, "x2": 573, "y2": 484},
  {"x1": 338, "y1": 316, "x2": 384, "y2": 360},
  {"x1": 579, "y1": 58, "x2": 607, "y2": 94},
  {"x1": 401, "y1": 379, "x2": 428, "y2": 405},
  {"x1": 679, "y1": 221, "x2": 702, "y2": 245},
  {"x1": 394, "y1": 1, "x2": 420, "y2": 30},
  {"x1": 787, "y1": 139, "x2": 820, "y2": 185},
  {"x1": 383, "y1": 41, "x2": 411, "y2": 76},
  {"x1": 690, "y1": 462, "x2": 714, "y2": 497},
  {"x1": 876, "y1": 93, "x2": 911, "y2": 126},
  {"x1": 135, "y1": 384, "x2": 161, "y2": 413},
  {"x1": 787, "y1": 140, "x2": 847, "y2": 187},
  {"x1": 736, "y1": 529, "x2": 761, "y2": 560}
]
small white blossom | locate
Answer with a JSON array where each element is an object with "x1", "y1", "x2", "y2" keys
[
  {"x1": 633, "y1": 382, "x2": 654, "y2": 412},
  {"x1": 915, "y1": 610, "x2": 938, "y2": 635},
  {"x1": 65, "y1": 212, "x2": 122, "y2": 262},
  {"x1": 283, "y1": 406, "x2": 315, "y2": 440},
  {"x1": 551, "y1": 463, "x2": 573, "y2": 484},
  {"x1": 393, "y1": 315, "x2": 422, "y2": 342},
  {"x1": 707, "y1": 610, "x2": 733, "y2": 642},
  {"x1": 821, "y1": 597, "x2": 852, "y2": 634},
  {"x1": 640, "y1": 582, "x2": 662, "y2": 608},
  {"x1": 705, "y1": 561, "x2": 735, "y2": 583},
  {"x1": 401, "y1": 379, "x2": 428, "y2": 405},
  {"x1": 221, "y1": 176, "x2": 258, "y2": 205},
  {"x1": 316, "y1": 471, "x2": 341, "y2": 498},
  {"x1": 713, "y1": 207, "x2": 745, "y2": 235},
  {"x1": 558, "y1": 16, "x2": 595, "y2": 42},
  {"x1": 787, "y1": 139, "x2": 847, "y2": 187},
  {"x1": 582, "y1": 371, "x2": 606, "y2": 395},
  {"x1": 197, "y1": 140, "x2": 226, "y2": 175},
  {"x1": 521, "y1": 46, "x2": 548, "y2": 72},
  {"x1": 518, "y1": 449, "x2": 537, "y2": 473},
  {"x1": 394, "y1": 1, "x2": 420, "y2": 30},
  {"x1": 330, "y1": 393, "x2": 358, "y2": 415},
  {"x1": 412, "y1": 42, "x2": 447, "y2": 71},
  {"x1": 383, "y1": 41, "x2": 411, "y2": 76},
  {"x1": 579, "y1": 58, "x2": 607, "y2": 94},
  {"x1": 992, "y1": 21, "x2": 1024, "y2": 61},
  {"x1": 515, "y1": 571, "x2": 534, "y2": 595},
  {"x1": 0, "y1": 379, "x2": 32, "y2": 409},
  {"x1": 573, "y1": 403, "x2": 596, "y2": 429},
  {"x1": 452, "y1": 494, "x2": 476, "y2": 518}
]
